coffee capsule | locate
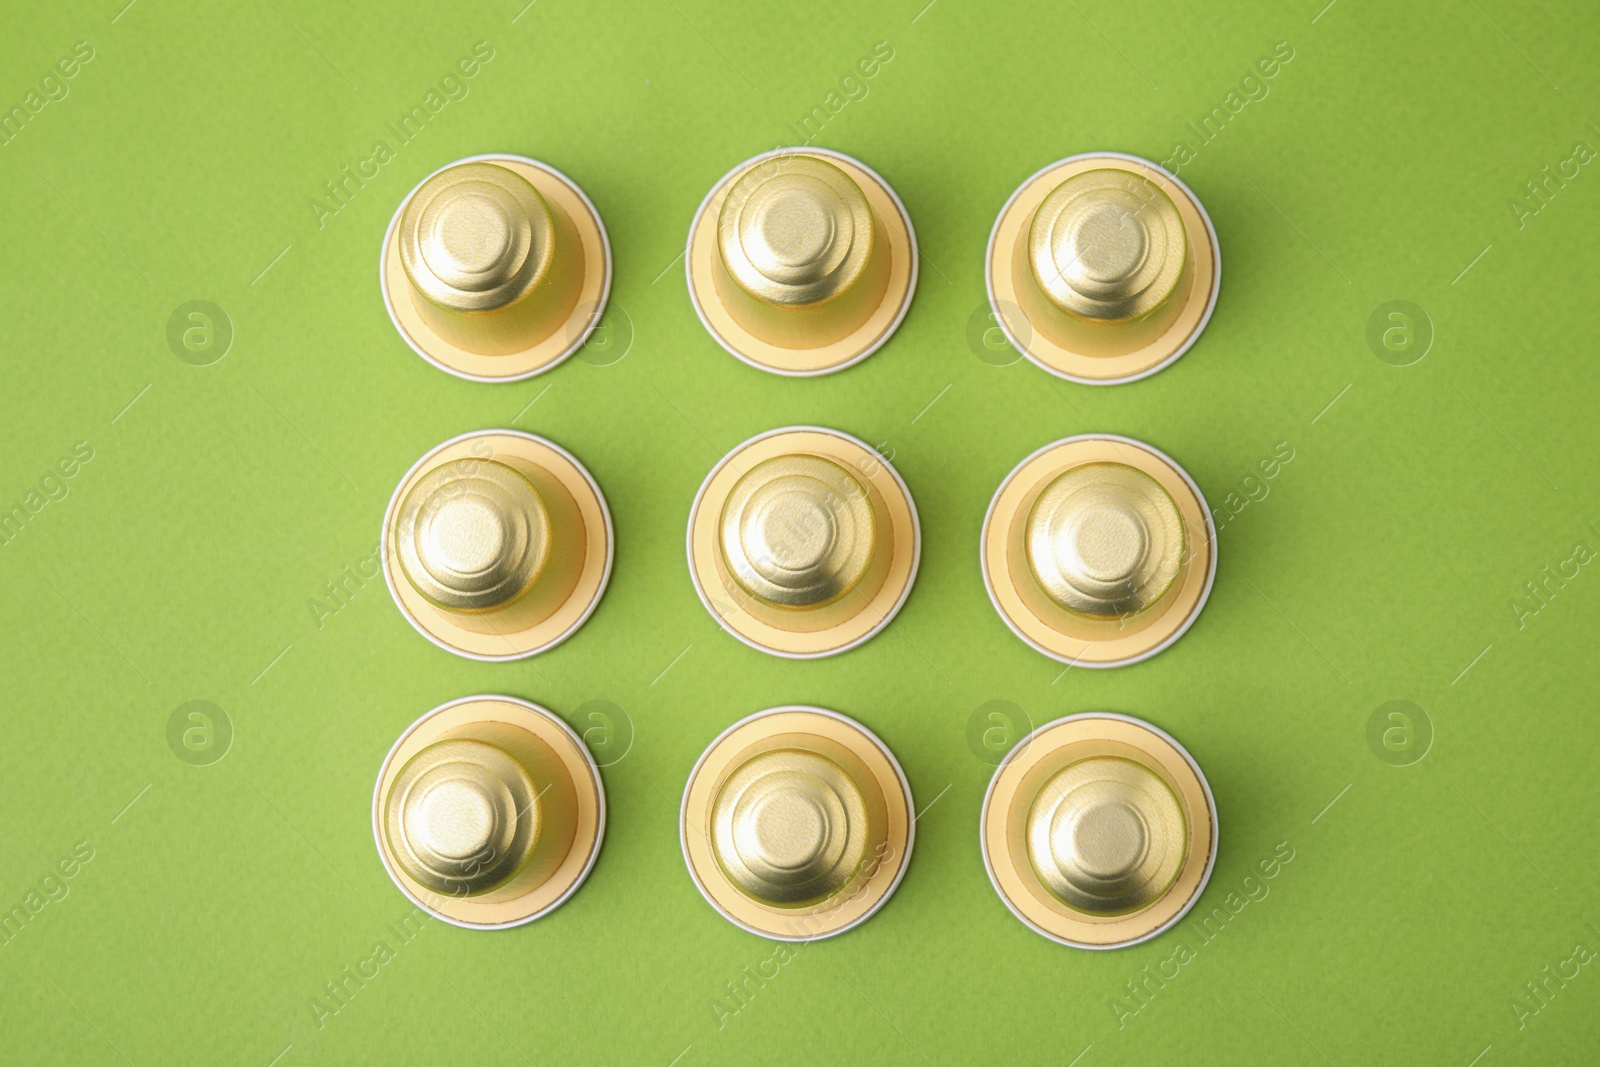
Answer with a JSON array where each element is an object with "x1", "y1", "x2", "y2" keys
[
  {"x1": 986, "y1": 153, "x2": 1219, "y2": 383},
  {"x1": 687, "y1": 426, "x2": 920, "y2": 658},
  {"x1": 686, "y1": 148, "x2": 917, "y2": 376},
  {"x1": 981, "y1": 434, "x2": 1215, "y2": 667},
  {"x1": 381, "y1": 154, "x2": 611, "y2": 381},
  {"x1": 382, "y1": 429, "x2": 613, "y2": 660},
  {"x1": 373, "y1": 695, "x2": 605, "y2": 929},
  {"x1": 681, "y1": 706, "x2": 914, "y2": 940},
  {"x1": 981, "y1": 713, "x2": 1216, "y2": 949}
]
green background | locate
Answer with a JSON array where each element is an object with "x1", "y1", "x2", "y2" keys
[{"x1": 3, "y1": 0, "x2": 1598, "y2": 1063}]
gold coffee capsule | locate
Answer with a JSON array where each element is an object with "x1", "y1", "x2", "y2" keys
[
  {"x1": 681, "y1": 706, "x2": 914, "y2": 940},
  {"x1": 987, "y1": 153, "x2": 1219, "y2": 384},
  {"x1": 373, "y1": 695, "x2": 605, "y2": 928},
  {"x1": 982, "y1": 434, "x2": 1215, "y2": 667},
  {"x1": 381, "y1": 429, "x2": 613, "y2": 660},
  {"x1": 982, "y1": 713, "x2": 1216, "y2": 948},
  {"x1": 381, "y1": 154, "x2": 611, "y2": 381},
  {"x1": 686, "y1": 148, "x2": 917, "y2": 376},
  {"x1": 687, "y1": 426, "x2": 920, "y2": 658}
]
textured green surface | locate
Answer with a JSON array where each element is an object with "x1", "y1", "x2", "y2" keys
[{"x1": 3, "y1": 0, "x2": 1599, "y2": 1063}]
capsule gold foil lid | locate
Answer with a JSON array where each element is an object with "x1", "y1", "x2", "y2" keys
[
  {"x1": 1027, "y1": 170, "x2": 1186, "y2": 324},
  {"x1": 381, "y1": 154, "x2": 612, "y2": 381},
  {"x1": 982, "y1": 434, "x2": 1215, "y2": 668},
  {"x1": 687, "y1": 427, "x2": 920, "y2": 659},
  {"x1": 986, "y1": 152, "x2": 1220, "y2": 384},
  {"x1": 720, "y1": 454, "x2": 877, "y2": 611},
  {"x1": 1024, "y1": 463, "x2": 1185, "y2": 619},
  {"x1": 718, "y1": 155, "x2": 877, "y2": 311},
  {"x1": 372, "y1": 695, "x2": 605, "y2": 929},
  {"x1": 712, "y1": 748, "x2": 872, "y2": 908},
  {"x1": 687, "y1": 148, "x2": 917, "y2": 376},
  {"x1": 382, "y1": 430, "x2": 613, "y2": 661},
  {"x1": 981, "y1": 713, "x2": 1216, "y2": 949},
  {"x1": 395, "y1": 459, "x2": 551, "y2": 612},
  {"x1": 681, "y1": 707, "x2": 914, "y2": 941},
  {"x1": 1025, "y1": 756, "x2": 1186, "y2": 915}
]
